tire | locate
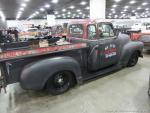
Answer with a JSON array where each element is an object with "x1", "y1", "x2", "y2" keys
[
  {"x1": 46, "y1": 71, "x2": 74, "y2": 95},
  {"x1": 127, "y1": 52, "x2": 139, "y2": 67}
]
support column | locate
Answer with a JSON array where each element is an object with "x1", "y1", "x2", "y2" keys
[
  {"x1": 47, "y1": 15, "x2": 56, "y2": 26},
  {"x1": 47, "y1": 10, "x2": 56, "y2": 26},
  {"x1": 90, "y1": 0, "x2": 106, "y2": 19}
]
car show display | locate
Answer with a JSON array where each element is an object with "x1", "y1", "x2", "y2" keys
[
  {"x1": 0, "y1": 21, "x2": 144, "y2": 95},
  {"x1": 1, "y1": 0, "x2": 150, "y2": 112}
]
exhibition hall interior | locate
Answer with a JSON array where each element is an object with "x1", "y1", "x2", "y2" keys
[{"x1": 0, "y1": 0, "x2": 150, "y2": 113}]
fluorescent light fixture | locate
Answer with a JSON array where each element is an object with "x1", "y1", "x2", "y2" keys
[
  {"x1": 123, "y1": 9, "x2": 127, "y2": 12},
  {"x1": 79, "y1": 12, "x2": 82, "y2": 15},
  {"x1": 21, "y1": 3, "x2": 27, "y2": 7},
  {"x1": 137, "y1": 7, "x2": 141, "y2": 10},
  {"x1": 111, "y1": 8, "x2": 115, "y2": 11},
  {"x1": 129, "y1": 1, "x2": 136, "y2": 4},
  {"x1": 70, "y1": 5, "x2": 75, "y2": 9},
  {"x1": 145, "y1": 8, "x2": 149, "y2": 11},
  {"x1": 114, "y1": 0, "x2": 121, "y2": 3},
  {"x1": 45, "y1": 4, "x2": 50, "y2": 8},
  {"x1": 54, "y1": 11, "x2": 58, "y2": 14},
  {"x1": 19, "y1": 7, "x2": 24, "y2": 11},
  {"x1": 52, "y1": 0, "x2": 59, "y2": 4},
  {"x1": 142, "y1": 2, "x2": 148, "y2": 6},
  {"x1": 40, "y1": 8, "x2": 45, "y2": 11},
  {"x1": 62, "y1": 9, "x2": 66, "y2": 12},
  {"x1": 67, "y1": 12, "x2": 71, "y2": 15},
  {"x1": 86, "y1": 6, "x2": 90, "y2": 10},
  {"x1": 80, "y1": 1, "x2": 87, "y2": 5},
  {"x1": 77, "y1": 9, "x2": 81, "y2": 12},
  {"x1": 35, "y1": 11, "x2": 39, "y2": 14},
  {"x1": 112, "y1": 4, "x2": 117, "y2": 8},
  {"x1": 124, "y1": 6, "x2": 129, "y2": 9},
  {"x1": 24, "y1": 0, "x2": 30, "y2": 2}
]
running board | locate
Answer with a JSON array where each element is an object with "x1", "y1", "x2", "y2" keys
[{"x1": 83, "y1": 65, "x2": 122, "y2": 81}]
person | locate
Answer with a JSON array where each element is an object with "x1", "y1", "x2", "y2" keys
[{"x1": 13, "y1": 28, "x2": 19, "y2": 42}]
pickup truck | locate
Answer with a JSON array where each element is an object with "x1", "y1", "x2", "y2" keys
[{"x1": 0, "y1": 20, "x2": 143, "y2": 95}]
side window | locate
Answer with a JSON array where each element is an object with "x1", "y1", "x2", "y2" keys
[
  {"x1": 88, "y1": 25, "x2": 97, "y2": 39},
  {"x1": 98, "y1": 24, "x2": 115, "y2": 38},
  {"x1": 69, "y1": 24, "x2": 83, "y2": 38}
]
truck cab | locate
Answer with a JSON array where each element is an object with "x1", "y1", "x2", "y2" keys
[{"x1": 67, "y1": 20, "x2": 121, "y2": 71}]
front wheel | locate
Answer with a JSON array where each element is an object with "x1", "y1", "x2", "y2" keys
[
  {"x1": 46, "y1": 71, "x2": 74, "y2": 95},
  {"x1": 127, "y1": 52, "x2": 139, "y2": 67}
]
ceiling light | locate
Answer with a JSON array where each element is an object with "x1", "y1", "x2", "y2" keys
[
  {"x1": 111, "y1": 8, "x2": 115, "y2": 11},
  {"x1": 137, "y1": 7, "x2": 141, "y2": 10},
  {"x1": 70, "y1": 6, "x2": 75, "y2": 9},
  {"x1": 21, "y1": 3, "x2": 27, "y2": 7},
  {"x1": 62, "y1": 9, "x2": 66, "y2": 12},
  {"x1": 77, "y1": 9, "x2": 81, "y2": 12},
  {"x1": 86, "y1": 6, "x2": 90, "y2": 10},
  {"x1": 67, "y1": 12, "x2": 71, "y2": 15},
  {"x1": 145, "y1": 8, "x2": 149, "y2": 11},
  {"x1": 114, "y1": 0, "x2": 121, "y2": 3},
  {"x1": 112, "y1": 4, "x2": 117, "y2": 8},
  {"x1": 123, "y1": 9, "x2": 127, "y2": 12},
  {"x1": 132, "y1": 10, "x2": 135, "y2": 12},
  {"x1": 19, "y1": 7, "x2": 24, "y2": 11},
  {"x1": 18, "y1": 11, "x2": 23, "y2": 14},
  {"x1": 54, "y1": 11, "x2": 58, "y2": 14},
  {"x1": 40, "y1": 8, "x2": 45, "y2": 11},
  {"x1": 24, "y1": 0, "x2": 30, "y2": 2},
  {"x1": 35, "y1": 11, "x2": 39, "y2": 14},
  {"x1": 129, "y1": 1, "x2": 136, "y2": 4},
  {"x1": 45, "y1": 4, "x2": 50, "y2": 8},
  {"x1": 142, "y1": 2, "x2": 148, "y2": 6},
  {"x1": 124, "y1": 6, "x2": 129, "y2": 9},
  {"x1": 79, "y1": 12, "x2": 82, "y2": 15},
  {"x1": 52, "y1": 0, "x2": 59, "y2": 4},
  {"x1": 80, "y1": 1, "x2": 87, "y2": 5}
]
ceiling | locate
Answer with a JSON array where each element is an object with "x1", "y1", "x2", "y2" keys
[{"x1": 0, "y1": 0, "x2": 150, "y2": 20}]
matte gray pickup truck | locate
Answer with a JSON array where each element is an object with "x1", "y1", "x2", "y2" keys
[{"x1": 0, "y1": 21, "x2": 143, "y2": 95}]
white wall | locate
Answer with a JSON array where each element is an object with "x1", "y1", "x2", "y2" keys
[{"x1": 7, "y1": 18, "x2": 150, "y2": 31}]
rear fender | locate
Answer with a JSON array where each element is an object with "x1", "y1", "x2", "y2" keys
[{"x1": 20, "y1": 57, "x2": 82, "y2": 90}]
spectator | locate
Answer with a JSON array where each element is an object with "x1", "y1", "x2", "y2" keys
[{"x1": 13, "y1": 28, "x2": 19, "y2": 42}]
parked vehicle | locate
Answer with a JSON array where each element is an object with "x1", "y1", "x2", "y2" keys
[{"x1": 0, "y1": 21, "x2": 143, "y2": 95}]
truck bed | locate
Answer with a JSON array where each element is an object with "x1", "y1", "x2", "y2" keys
[{"x1": 0, "y1": 41, "x2": 87, "y2": 62}]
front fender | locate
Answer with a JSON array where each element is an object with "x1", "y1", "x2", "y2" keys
[
  {"x1": 20, "y1": 56, "x2": 82, "y2": 90},
  {"x1": 120, "y1": 41, "x2": 143, "y2": 66}
]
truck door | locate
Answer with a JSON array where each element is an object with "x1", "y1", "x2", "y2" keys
[
  {"x1": 98, "y1": 23, "x2": 120, "y2": 68},
  {"x1": 87, "y1": 23, "x2": 120, "y2": 71}
]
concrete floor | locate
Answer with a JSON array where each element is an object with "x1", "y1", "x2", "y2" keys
[{"x1": 0, "y1": 51, "x2": 150, "y2": 113}]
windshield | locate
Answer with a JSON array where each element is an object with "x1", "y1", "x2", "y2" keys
[{"x1": 69, "y1": 24, "x2": 83, "y2": 38}]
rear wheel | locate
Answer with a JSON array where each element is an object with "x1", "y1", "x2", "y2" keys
[
  {"x1": 127, "y1": 52, "x2": 139, "y2": 67},
  {"x1": 46, "y1": 71, "x2": 74, "y2": 95}
]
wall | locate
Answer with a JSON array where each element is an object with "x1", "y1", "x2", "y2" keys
[{"x1": 7, "y1": 18, "x2": 150, "y2": 30}]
